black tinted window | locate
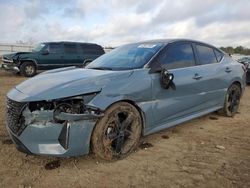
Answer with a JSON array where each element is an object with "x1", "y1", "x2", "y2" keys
[
  {"x1": 159, "y1": 43, "x2": 195, "y2": 69},
  {"x1": 214, "y1": 49, "x2": 223, "y2": 62},
  {"x1": 81, "y1": 44, "x2": 104, "y2": 54},
  {"x1": 49, "y1": 44, "x2": 61, "y2": 53},
  {"x1": 196, "y1": 45, "x2": 217, "y2": 64},
  {"x1": 64, "y1": 44, "x2": 77, "y2": 54}
]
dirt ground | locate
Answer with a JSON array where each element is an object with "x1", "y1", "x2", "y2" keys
[{"x1": 0, "y1": 70, "x2": 249, "y2": 188}]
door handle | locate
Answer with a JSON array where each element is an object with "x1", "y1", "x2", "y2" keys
[
  {"x1": 225, "y1": 67, "x2": 232, "y2": 73},
  {"x1": 193, "y1": 73, "x2": 202, "y2": 80}
]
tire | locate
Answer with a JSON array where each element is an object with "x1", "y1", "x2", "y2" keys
[
  {"x1": 91, "y1": 102, "x2": 142, "y2": 160},
  {"x1": 218, "y1": 84, "x2": 242, "y2": 117},
  {"x1": 20, "y1": 62, "x2": 37, "y2": 77}
]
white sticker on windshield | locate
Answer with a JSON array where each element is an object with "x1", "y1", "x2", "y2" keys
[{"x1": 138, "y1": 44, "x2": 157, "y2": 48}]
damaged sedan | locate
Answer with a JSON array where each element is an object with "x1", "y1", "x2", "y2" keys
[{"x1": 6, "y1": 39, "x2": 246, "y2": 160}]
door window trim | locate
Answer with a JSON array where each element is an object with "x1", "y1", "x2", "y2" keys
[
  {"x1": 149, "y1": 41, "x2": 197, "y2": 73},
  {"x1": 193, "y1": 43, "x2": 223, "y2": 66}
]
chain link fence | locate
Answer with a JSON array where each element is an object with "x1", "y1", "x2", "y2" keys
[{"x1": 0, "y1": 43, "x2": 33, "y2": 56}]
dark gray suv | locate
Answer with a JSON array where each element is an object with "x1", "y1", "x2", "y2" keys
[{"x1": 1, "y1": 42, "x2": 105, "y2": 77}]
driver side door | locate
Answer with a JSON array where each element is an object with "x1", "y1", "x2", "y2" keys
[
  {"x1": 150, "y1": 42, "x2": 206, "y2": 129},
  {"x1": 38, "y1": 43, "x2": 64, "y2": 70}
]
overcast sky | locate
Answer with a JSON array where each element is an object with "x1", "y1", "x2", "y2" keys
[{"x1": 0, "y1": 0, "x2": 250, "y2": 47}]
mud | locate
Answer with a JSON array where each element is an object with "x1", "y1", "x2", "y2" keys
[{"x1": 44, "y1": 160, "x2": 61, "y2": 170}]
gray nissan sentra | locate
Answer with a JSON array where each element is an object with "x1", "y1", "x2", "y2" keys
[{"x1": 6, "y1": 39, "x2": 246, "y2": 160}]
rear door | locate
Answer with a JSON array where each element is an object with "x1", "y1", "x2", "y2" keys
[
  {"x1": 63, "y1": 43, "x2": 80, "y2": 67},
  {"x1": 193, "y1": 43, "x2": 226, "y2": 108},
  {"x1": 38, "y1": 43, "x2": 63, "y2": 70},
  {"x1": 150, "y1": 42, "x2": 207, "y2": 127}
]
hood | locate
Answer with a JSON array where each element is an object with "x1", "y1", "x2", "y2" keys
[
  {"x1": 3, "y1": 52, "x2": 32, "y2": 60},
  {"x1": 8, "y1": 68, "x2": 133, "y2": 102}
]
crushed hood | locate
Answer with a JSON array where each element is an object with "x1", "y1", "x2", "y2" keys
[
  {"x1": 9, "y1": 68, "x2": 133, "y2": 102},
  {"x1": 3, "y1": 52, "x2": 32, "y2": 60}
]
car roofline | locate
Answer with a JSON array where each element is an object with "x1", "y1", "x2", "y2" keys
[{"x1": 39, "y1": 41, "x2": 102, "y2": 46}]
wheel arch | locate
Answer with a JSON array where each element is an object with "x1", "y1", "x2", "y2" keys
[
  {"x1": 19, "y1": 59, "x2": 38, "y2": 68},
  {"x1": 92, "y1": 99, "x2": 146, "y2": 137},
  {"x1": 230, "y1": 80, "x2": 243, "y2": 95},
  {"x1": 118, "y1": 99, "x2": 146, "y2": 136},
  {"x1": 89, "y1": 99, "x2": 145, "y2": 158},
  {"x1": 88, "y1": 93, "x2": 147, "y2": 134}
]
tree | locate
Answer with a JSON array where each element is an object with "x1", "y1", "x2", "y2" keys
[{"x1": 220, "y1": 46, "x2": 250, "y2": 55}]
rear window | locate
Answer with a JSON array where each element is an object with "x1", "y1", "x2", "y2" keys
[
  {"x1": 196, "y1": 45, "x2": 217, "y2": 65},
  {"x1": 64, "y1": 44, "x2": 77, "y2": 54}
]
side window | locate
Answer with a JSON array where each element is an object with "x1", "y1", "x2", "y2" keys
[
  {"x1": 64, "y1": 44, "x2": 77, "y2": 54},
  {"x1": 158, "y1": 43, "x2": 195, "y2": 69},
  {"x1": 196, "y1": 45, "x2": 217, "y2": 64},
  {"x1": 49, "y1": 44, "x2": 62, "y2": 53},
  {"x1": 214, "y1": 49, "x2": 224, "y2": 62},
  {"x1": 81, "y1": 44, "x2": 104, "y2": 55}
]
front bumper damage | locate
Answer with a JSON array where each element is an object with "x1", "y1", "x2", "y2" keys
[
  {"x1": 1, "y1": 57, "x2": 19, "y2": 73},
  {"x1": 6, "y1": 97, "x2": 103, "y2": 157}
]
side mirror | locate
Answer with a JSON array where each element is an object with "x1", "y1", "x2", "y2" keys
[
  {"x1": 160, "y1": 68, "x2": 176, "y2": 90},
  {"x1": 41, "y1": 49, "x2": 49, "y2": 55}
]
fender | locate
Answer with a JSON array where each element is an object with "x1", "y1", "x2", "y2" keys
[
  {"x1": 87, "y1": 94, "x2": 151, "y2": 135},
  {"x1": 19, "y1": 59, "x2": 38, "y2": 68}
]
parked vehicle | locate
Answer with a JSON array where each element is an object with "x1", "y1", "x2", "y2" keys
[
  {"x1": 237, "y1": 57, "x2": 250, "y2": 84},
  {"x1": 6, "y1": 39, "x2": 246, "y2": 160},
  {"x1": 1, "y1": 42, "x2": 105, "y2": 77}
]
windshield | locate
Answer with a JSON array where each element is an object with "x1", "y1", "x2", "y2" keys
[
  {"x1": 86, "y1": 43, "x2": 164, "y2": 70},
  {"x1": 33, "y1": 43, "x2": 46, "y2": 52}
]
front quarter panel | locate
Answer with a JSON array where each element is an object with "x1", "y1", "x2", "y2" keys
[
  {"x1": 88, "y1": 69, "x2": 155, "y2": 133},
  {"x1": 17, "y1": 53, "x2": 39, "y2": 67}
]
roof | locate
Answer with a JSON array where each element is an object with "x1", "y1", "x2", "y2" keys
[
  {"x1": 42, "y1": 41, "x2": 100, "y2": 46},
  {"x1": 134, "y1": 38, "x2": 224, "y2": 53},
  {"x1": 138, "y1": 38, "x2": 211, "y2": 45}
]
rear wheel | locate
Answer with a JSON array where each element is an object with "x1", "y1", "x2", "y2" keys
[
  {"x1": 219, "y1": 84, "x2": 241, "y2": 117},
  {"x1": 20, "y1": 62, "x2": 37, "y2": 77},
  {"x1": 91, "y1": 102, "x2": 142, "y2": 160}
]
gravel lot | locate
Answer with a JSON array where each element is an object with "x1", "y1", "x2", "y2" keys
[{"x1": 0, "y1": 70, "x2": 249, "y2": 188}]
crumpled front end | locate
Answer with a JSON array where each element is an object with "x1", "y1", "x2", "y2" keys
[
  {"x1": 6, "y1": 93, "x2": 103, "y2": 157},
  {"x1": 1, "y1": 55, "x2": 20, "y2": 73}
]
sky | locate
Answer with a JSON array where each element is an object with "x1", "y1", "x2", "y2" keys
[{"x1": 0, "y1": 0, "x2": 250, "y2": 47}]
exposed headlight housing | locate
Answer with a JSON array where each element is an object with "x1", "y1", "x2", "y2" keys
[{"x1": 27, "y1": 92, "x2": 102, "y2": 123}]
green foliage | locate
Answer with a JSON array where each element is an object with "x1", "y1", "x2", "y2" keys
[{"x1": 220, "y1": 46, "x2": 250, "y2": 55}]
